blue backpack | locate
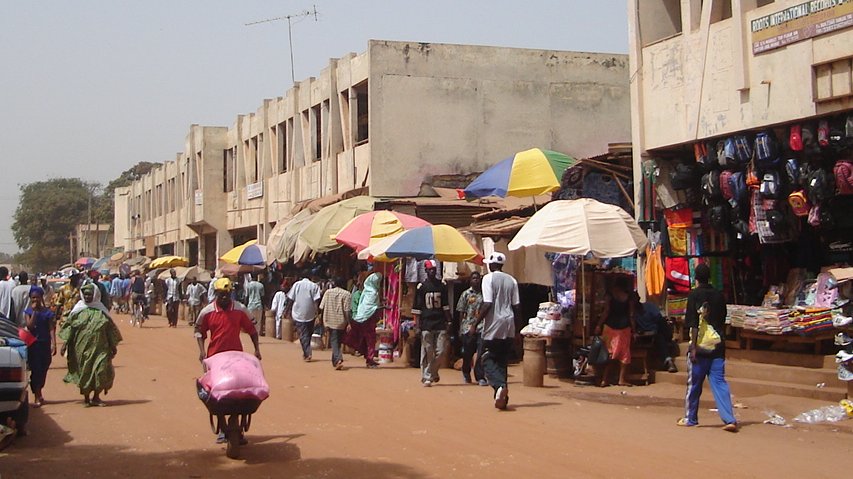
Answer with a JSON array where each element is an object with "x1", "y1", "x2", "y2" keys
[{"x1": 754, "y1": 131, "x2": 781, "y2": 170}]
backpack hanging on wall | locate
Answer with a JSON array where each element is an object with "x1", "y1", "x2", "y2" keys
[
  {"x1": 754, "y1": 131, "x2": 780, "y2": 170},
  {"x1": 733, "y1": 135, "x2": 753, "y2": 165},
  {"x1": 728, "y1": 171, "x2": 748, "y2": 207},
  {"x1": 694, "y1": 142, "x2": 716, "y2": 172},
  {"x1": 790, "y1": 125, "x2": 803, "y2": 152},
  {"x1": 834, "y1": 160, "x2": 853, "y2": 195},
  {"x1": 717, "y1": 139, "x2": 737, "y2": 168},
  {"x1": 701, "y1": 170, "x2": 722, "y2": 203},
  {"x1": 671, "y1": 161, "x2": 701, "y2": 190},
  {"x1": 808, "y1": 168, "x2": 836, "y2": 204},
  {"x1": 708, "y1": 204, "x2": 729, "y2": 230},
  {"x1": 818, "y1": 120, "x2": 830, "y2": 147},
  {"x1": 759, "y1": 171, "x2": 782, "y2": 199},
  {"x1": 785, "y1": 158, "x2": 800, "y2": 186},
  {"x1": 787, "y1": 190, "x2": 811, "y2": 217}
]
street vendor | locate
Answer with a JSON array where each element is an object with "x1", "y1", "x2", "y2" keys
[{"x1": 593, "y1": 276, "x2": 637, "y2": 387}]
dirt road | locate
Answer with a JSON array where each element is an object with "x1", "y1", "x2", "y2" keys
[{"x1": 1, "y1": 313, "x2": 851, "y2": 478}]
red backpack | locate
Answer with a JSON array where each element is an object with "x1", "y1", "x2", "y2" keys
[{"x1": 834, "y1": 160, "x2": 853, "y2": 195}]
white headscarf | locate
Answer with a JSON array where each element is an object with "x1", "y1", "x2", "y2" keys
[{"x1": 70, "y1": 282, "x2": 111, "y2": 319}]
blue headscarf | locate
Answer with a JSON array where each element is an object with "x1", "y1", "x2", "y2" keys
[
  {"x1": 29, "y1": 286, "x2": 45, "y2": 297},
  {"x1": 353, "y1": 272, "x2": 382, "y2": 323}
]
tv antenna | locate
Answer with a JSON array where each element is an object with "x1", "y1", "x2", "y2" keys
[{"x1": 245, "y1": 5, "x2": 320, "y2": 84}]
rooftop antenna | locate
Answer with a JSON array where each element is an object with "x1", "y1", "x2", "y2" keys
[{"x1": 245, "y1": 5, "x2": 320, "y2": 84}]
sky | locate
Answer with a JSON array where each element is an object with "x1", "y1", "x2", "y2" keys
[{"x1": 0, "y1": 1, "x2": 628, "y2": 255}]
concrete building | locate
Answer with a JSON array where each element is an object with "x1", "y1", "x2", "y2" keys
[
  {"x1": 115, "y1": 40, "x2": 631, "y2": 268},
  {"x1": 629, "y1": 0, "x2": 853, "y2": 162},
  {"x1": 73, "y1": 223, "x2": 113, "y2": 260}
]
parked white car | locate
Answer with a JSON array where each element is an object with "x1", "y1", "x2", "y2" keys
[{"x1": 0, "y1": 318, "x2": 29, "y2": 435}]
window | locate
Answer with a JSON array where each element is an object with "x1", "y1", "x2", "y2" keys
[
  {"x1": 250, "y1": 136, "x2": 260, "y2": 182},
  {"x1": 756, "y1": 0, "x2": 774, "y2": 6},
  {"x1": 224, "y1": 148, "x2": 235, "y2": 193},
  {"x1": 312, "y1": 103, "x2": 322, "y2": 161},
  {"x1": 354, "y1": 81, "x2": 369, "y2": 144},
  {"x1": 639, "y1": 0, "x2": 682, "y2": 46},
  {"x1": 257, "y1": 133, "x2": 264, "y2": 180},
  {"x1": 277, "y1": 121, "x2": 288, "y2": 172},
  {"x1": 707, "y1": 0, "x2": 732, "y2": 23}
]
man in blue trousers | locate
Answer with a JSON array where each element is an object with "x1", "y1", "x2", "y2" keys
[{"x1": 678, "y1": 263, "x2": 738, "y2": 432}]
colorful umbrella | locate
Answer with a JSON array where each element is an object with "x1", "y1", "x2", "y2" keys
[
  {"x1": 334, "y1": 211, "x2": 431, "y2": 252},
  {"x1": 91, "y1": 257, "x2": 110, "y2": 272},
  {"x1": 75, "y1": 257, "x2": 96, "y2": 268},
  {"x1": 299, "y1": 196, "x2": 376, "y2": 253},
  {"x1": 464, "y1": 148, "x2": 576, "y2": 198},
  {"x1": 220, "y1": 240, "x2": 268, "y2": 266},
  {"x1": 358, "y1": 224, "x2": 482, "y2": 263},
  {"x1": 149, "y1": 255, "x2": 189, "y2": 269},
  {"x1": 218, "y1": 263, "x2": 264, "y2": 277}
]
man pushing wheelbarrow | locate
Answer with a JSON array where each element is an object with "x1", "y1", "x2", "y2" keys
[{"x1": 194, "y1": 278, "x2": 267, "y2": 458}]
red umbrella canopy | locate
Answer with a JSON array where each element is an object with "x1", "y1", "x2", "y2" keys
[
  {"x1": 75, "y1": 257, "x2": 96, "y2": 268},
  {"x1": 334, "y1": 211, "x2": 431, "y2": 252}
]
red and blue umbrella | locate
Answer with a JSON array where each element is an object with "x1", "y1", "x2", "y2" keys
[
  {"x1": 75, "y1": 257, "x2": 96, "y2": 269},
  {"x1": 358, "y1": 225, "x2": 482, "y2": 263},
  {"x1": 464, "y1": 148, "x2": 576, "y2": 199}
]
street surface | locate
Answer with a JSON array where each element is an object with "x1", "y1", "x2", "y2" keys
[{"x1": 1, "y1": 313, "x2": 851, "y2": 478}]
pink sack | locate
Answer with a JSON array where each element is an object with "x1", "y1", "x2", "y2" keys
[{"x1": 200, "y1": 351, "x2": 270, "y2": 402}]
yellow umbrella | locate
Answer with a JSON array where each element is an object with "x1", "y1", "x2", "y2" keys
[
  {"x1": 158, "y1": 266, "x2": 189, "y2": 280},
  {"x1": 149, "y1": 256, "x2": 189, "y2": 269},
  {"x1": 219, "y1": 239, "x2": 269, "y2": 265},
  {"x1": 299, "y1": 196, "x2": 375, "y2": 253}
]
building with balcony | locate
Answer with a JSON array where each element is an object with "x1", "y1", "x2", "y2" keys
[{"x1": 116, "y1": 40, "x2": 632, "y2": 269}]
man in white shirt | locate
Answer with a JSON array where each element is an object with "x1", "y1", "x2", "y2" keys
[
  {"x1": 11, "y1": 271, "x2": 32, "y2": 326},
  {"x1": 185, "y1": 277, "x2": 207, "y2": 326},
  {"x1": 286, "y1": 271, "x2": 321, "y2": 361},
  {"x1": 477, "y1": 252, "x2": 520, "y2": 410},
  {"x1": 270, "y1": 280, "x2": 289, "y2": 340},
  {"x1": 0, "y1": 267, "x2": 15, "y2": 319},
  {"x1": 164, "y1": 269, "x2": 181, "y2": 328}
]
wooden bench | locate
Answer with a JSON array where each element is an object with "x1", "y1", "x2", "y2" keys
[{"x1": 740, "y1": 330, "x2": 835, "y2": 355}]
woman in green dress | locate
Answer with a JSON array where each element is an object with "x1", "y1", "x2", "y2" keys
[{"x1": 59, "y1": 283, "x2": 122, "y2": 406}]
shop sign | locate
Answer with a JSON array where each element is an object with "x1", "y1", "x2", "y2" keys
[
  {"x1": 246, "y1": 181, "x2": 264, "y2": 200},
  {"x1": 194, "y1": 189, "x2": 203, "y2": 206},
  {"x1": 751, "y1": 0, "x2": 853, "y2": 54}
]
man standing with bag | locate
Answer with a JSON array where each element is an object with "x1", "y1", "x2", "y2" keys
[
  {"x1": 478, "y1": 252, "x2": 520, "y2": 410},
  {"x1": 678, "y1": 263, "x2": 737, "y2": 432}
]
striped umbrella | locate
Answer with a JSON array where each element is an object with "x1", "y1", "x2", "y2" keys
[
  {"x1": 334, "y1": 211, "x2": 431, "y2": 252},
  {"x1": 358, "y1": 225, "x2": 482, "y2": 263},
  {"x1": 464, "y1": 148, "x2": 576, "y2": 199},
  {"x1": 220, "y1": 240, "x2": 268, "y2": 266}
]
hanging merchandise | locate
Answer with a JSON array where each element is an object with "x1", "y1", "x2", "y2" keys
[
  {"x1": 645, "y1": 243, "x2": 665, "y2": 297},
  {"x1": 790, "y1": 125, "x2": 803, "y2": 152},
  {"x1": 550, "y1": 254, "x2": 581, "y2": 311},
  {"x1": 834, "y1": 160, "x2": 853, "y2": 195},
  {"x1": 665, "y1": 256, "x2": 691, "y2": 293}
]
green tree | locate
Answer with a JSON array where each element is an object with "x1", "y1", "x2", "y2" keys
[
  {"x1": 12, "y1": 178, "x2": 94, "y2": 271},
  {"x1": 92, "y1": 162, "x2": 159, "y2": 222}
]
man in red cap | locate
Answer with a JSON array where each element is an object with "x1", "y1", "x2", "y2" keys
[{"x1": 412, "y1": 260, "x2": 451, "y2": 387}]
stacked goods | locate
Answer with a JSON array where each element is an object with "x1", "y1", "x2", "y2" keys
[
  {"x1": 789, "y1": 309, "x2": 835, "y2": 336},
  {"x1": 726, "y1": 305, "x2": 792, "y2": 335},
  {"x1": 520, "y1": 302, "x2": 569, "y2": 337}
]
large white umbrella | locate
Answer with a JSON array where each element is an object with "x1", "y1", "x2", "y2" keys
[
  {"x1": 508, "y1": 198, "x2": 648, "y2": 345},
  {"x1": 508, "y1": 198, "x2": 647, "y2": 257}
]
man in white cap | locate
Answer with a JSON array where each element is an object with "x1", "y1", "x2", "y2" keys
[
  {"x1": 412, "y1": 260, "x2": 451, "y2": 386},
  {"x1": 477, "y1": 252, "x2": 520, "y2": 410}
]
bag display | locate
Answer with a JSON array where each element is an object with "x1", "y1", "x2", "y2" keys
[
  {"x1": 719, "y1": 170, "x2": 735, "y2": 200},
  {"x1": 728, "y1": 171, "x2": 747, "y2": 207},
  {"x1": 708, "y1": 204, "x2": 729, "y2": 230},
  {"x1": 790, "y1": 125, "x2": 803, "y2": 152},
  {"x1": 787, "y1": 190, "x2": 810, "y2": 216},
  {"x1": 717, "y1": 139, "x2": 736, "y2": 168},
  {"x1": 733, "y1": 135, "x2": 753, "y2": 165},
  {"x1": 808, "y1": 168, "x2": 836, "y2": 204},
  {"x1": 834, "y1": 160, "x2": 853, "y2": 195},
  {"x1": 696, "y1": 302, "x2": 722, "y2": 353},
  {"x1": 754, "y1": 131, "x2": 780, "y2": 169},
  {"x1": 701, "y1": 170, "x2": 722, "y2": 203},
  {"x1": 785, "y1": 158, "x2": 800, "y2": 186},
  {"x1": 670, "y1": 162, "x2": 701, "y2": 190},
  {"x1": 759, "y1": 171, "x2": 781, "y2": 199}
]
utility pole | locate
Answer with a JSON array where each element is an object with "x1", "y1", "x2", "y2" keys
[{"x1": 245, "y1": 5, "x2": 320, "y2": 85}]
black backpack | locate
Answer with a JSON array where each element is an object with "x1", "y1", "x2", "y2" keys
[
  {"x1": 701, "y1": 171, "x2": 722, "y2": 203},
  {"x1": 754, "y1": 131, "x2": 781, "y2": 170},
  {"x1": 671, "y1": 162, "x2": 701, "y2": 190},
  {"x1": 708, "y1": 204, "x2": 729, "y2": 230},
  {"x1": 766, "y1": 209, "x2": 786, "y2": 234},
  {"x1": 808, "y1": 168, "x2": 836, "y2": 204}
]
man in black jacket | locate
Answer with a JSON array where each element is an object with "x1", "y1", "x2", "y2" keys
[{"x1": 678, "y1": 263, "x2": 738, "y2": 432}]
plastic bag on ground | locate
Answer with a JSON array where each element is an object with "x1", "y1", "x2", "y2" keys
[
  {"x1": 794, "y1": 404, "x2": 848, "y2": 424},
  {"x1": 200, "y1": 351, "x2": 270, "y2": 402}
]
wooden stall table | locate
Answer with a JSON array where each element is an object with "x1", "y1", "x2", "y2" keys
[{"x1": 740, "y1": 330, "x2": 835, "y2": 355}]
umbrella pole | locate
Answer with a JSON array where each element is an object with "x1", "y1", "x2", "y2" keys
[{"x1": 581, "y1": 260, "x2": 587, "y2": 346}]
